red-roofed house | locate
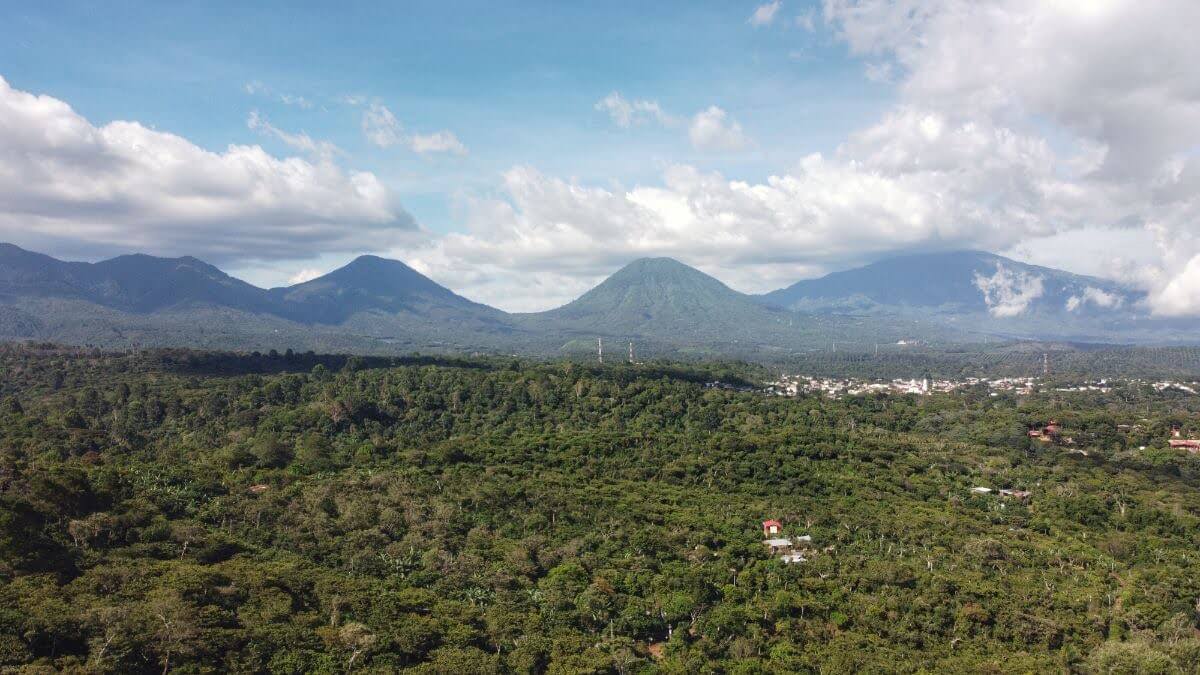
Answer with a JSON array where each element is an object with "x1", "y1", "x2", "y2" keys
[
  {"x1": 1169, "y1": 439, "x2": 1200, "y2": 453},
  {"x1": 762, "y1": 519, "x2": 782, "y2": 537}
]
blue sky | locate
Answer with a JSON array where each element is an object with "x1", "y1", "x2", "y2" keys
[
  {"x1": 0, "y1": 1, "x2": 1196, "y2": 314},
  {"x1": 1, "y1": 1, "x2": 885, "y2": 238}
]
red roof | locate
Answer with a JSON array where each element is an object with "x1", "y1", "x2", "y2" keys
[{"x1": 762, "y1": 519, "x2": 782, "y2": 527}]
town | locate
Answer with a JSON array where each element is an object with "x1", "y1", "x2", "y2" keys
[{"x1": 766, "y1": 374, "x2": 1200, "y2": 400}]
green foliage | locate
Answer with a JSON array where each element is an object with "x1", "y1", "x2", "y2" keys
[{"x1": 0, "y1": 345, "x2": 1199, "y2": 672}]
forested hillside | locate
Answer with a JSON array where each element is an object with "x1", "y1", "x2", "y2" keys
[{"x1": 2, "y1": 346, "x2": 1200, "y2": 672}]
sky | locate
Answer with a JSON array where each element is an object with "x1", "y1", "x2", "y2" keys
[{"x1": 0, "y1": 1, "x2": 1198, "y2": 314}]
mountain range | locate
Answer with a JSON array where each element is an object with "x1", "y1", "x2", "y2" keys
[{"x1": 0, "y1": 243, "x2": 1193, "y2": 358}]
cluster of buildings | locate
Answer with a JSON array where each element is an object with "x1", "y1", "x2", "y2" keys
[
  {"x1": 1053, "y1": 380, "x2": 1113, "y2": 393},
  {"x1": 767, "y1": 374, "x2": 1041, "y2": 399},
  {"x1": 768, "y1": 373, "x2": 1200, "y2": 401},
  {"x1": 1153, "y1": 381, "x2": 1200, "y2": 395}
]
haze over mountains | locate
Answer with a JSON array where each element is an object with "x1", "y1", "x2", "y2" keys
[{"x1": 0, "y1": 243, "x2": 1193, "y2": 358}]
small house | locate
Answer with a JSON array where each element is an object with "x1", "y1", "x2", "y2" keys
[
  {"x1": 762, "y1": 519, "x2": 782, "y2": 537},
  {"x1": 998, "y1": 489, "x2": 1032, "y2": 499},
  {"x1": 1169, "y1": 438, "x2": 1200, "y2": 453}
]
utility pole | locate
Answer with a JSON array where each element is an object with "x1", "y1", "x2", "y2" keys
[
  {"x1": 628, "y1": 341, "x2": 634, "y2": 364},
  {"x1": 598, "y1": 337, "x2": 603, "y2": 365}
]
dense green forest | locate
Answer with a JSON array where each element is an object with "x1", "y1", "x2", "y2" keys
[{"x1": 2, "y1": 345, "x2": 1200, "y2": 673}]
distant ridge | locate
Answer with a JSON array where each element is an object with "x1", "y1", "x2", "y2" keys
[
  {"x1": 538, "y1": 257, "x2": 777, "y2": 328},
  {"x1": 0, "y1": 243, "x2": 1196, "y2": 354},
  {"x1": 271, "y1": 255, "x2": 506, "y2": 325},
  {"x1": 760, "y1": 250, "x2": 1134, "y2": 313},
  {"x1": 0, "y1": 243, "x2": 274, "y2": 314},
  {"x1": 756, "y1": 250, "x2": 1180, "y2": 343}
]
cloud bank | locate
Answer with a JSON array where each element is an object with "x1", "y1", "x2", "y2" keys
[{"x1": 0, "y1": 76, "x2": 413, "y2": 265}]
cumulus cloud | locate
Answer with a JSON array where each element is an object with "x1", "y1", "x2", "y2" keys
[
  {"x1": 823, "y1": 0, "x2": 1200, "y2": 315},
  {"x1": 360, "y1": 102, "x2": 467, "y2": 155},
  {"x1": 287, "y1": 268, "x2": 324, "y2": 285},
  {"x1": 973, "y1": 265, "x2": 1045, "y2": 318},
  {"x1": 689, "y1": 106, "x2": 752, "y2": 151},
  {"x1": 395, "y1": 148, "x2": 1066, "y2": 310},
  {"x1": 749, "y1": 1, "x2": 783, "y2": 27},
  {"x1": 1066, "y1": 287, "x2": 1123, "y2": 313},
  {"x1": 1151, "y1": 255, "x2": 1200, "y2": 317},
  {"x1": 594, "y1": 92, "x2": 677, "y2": 128},
  {"x1": 0, "y1": 76, "x2": 413, "y2": 265}
]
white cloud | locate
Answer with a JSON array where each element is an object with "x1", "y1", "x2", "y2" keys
[
  {"x1": 973, "y1": 265, "x2": 1044, "y2": 317},
  {"x1": 823, "y1": 0, "x2": 1200, "y2": 315},
  {"x1": 689, "y1": 106, "x2": 752, "y2": 151},
  {"x1": 243, "y1": 81, "x2": 313, "y2": 108},
  {"x1": 278, "y1": 94, "x2": 313, "y2": 109},
  {"x1": 863, "y1": 61, "x2": 893, "y2": 83},
  {"x1": 247, "y1": 110, "x2": 339, "y2": 160},
  {"x1": 1066, "y1": 286, "x2": 1123, "y2": 313},
  {"x1": 410, "y1": 131, "x2": 468, "y2": 156},
  {"x1": 594, "y1": 92, "x2": 677, "y2": 128},
  {"x1": 749, "y1": 1, "x2": 783, "y2": 27},
  {"x1": 394, "y1": 149, "x2": 1064, "y2": 310},
  {"x1": 361, "y1": 102, "x2": 467, "y2": 155},
  {"x1": 362, "y1": 102, "x2": 404, "y2": 148},
  {"x1": 1151, "y1": 255, "x2": 1200, "y2": 317},
  {"x1": 796, "y1": 9, "x2": 817, "y2": 31},
  {"x1": 287, "y1": 267, "x2": 324, "y2": 285},
  {"x1": 0, "y1": 76, "x2": 413, "y2": 265}
]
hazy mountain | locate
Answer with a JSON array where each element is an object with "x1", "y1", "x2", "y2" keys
[
  {"x1": 0, "y1": 243, "x2": 1193, "y2": 355},
  {"x1": 534, "y1": 257, "x2": 788, "y2": 333},
  {"x1": 521, "y1": 257, "x2": 952, "y2": 355},
  {"x1": 0, "y1": 244, "x2": 522, "y2": 353},
  {"x1": 761, "y1": 251, "x2": 1134, "y2": 313},
  {"x1": 271, "y1": 255, "x2": 508, "y2": 326},
  {"x1": 757, "y1": 250, "x2": 1199, "y2": 343},
  {"x1": 0, "y1": 243, "x2": 274, "y2": 314}
]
